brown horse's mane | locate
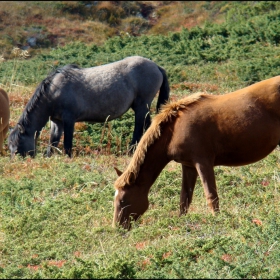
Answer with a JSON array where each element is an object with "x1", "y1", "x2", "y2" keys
[{"x1": 115, "y1": 92, "x2": 213, "y2": 189}]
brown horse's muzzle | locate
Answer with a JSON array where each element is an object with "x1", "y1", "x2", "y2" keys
[{"x1": 113, "y1": 204, "x2": 140, "y2": 230}]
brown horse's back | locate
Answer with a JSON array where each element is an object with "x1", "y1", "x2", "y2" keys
[
  {"x1": 169, "y1": 76, "x2": 280, "y2": 167},
  {"x1": 0, "y1": 88, "x2": 10, "y2": 154}
]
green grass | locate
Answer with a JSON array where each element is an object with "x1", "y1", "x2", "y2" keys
[{"x1": 0, "y1": 151, "x2": 279, "y2": 278}]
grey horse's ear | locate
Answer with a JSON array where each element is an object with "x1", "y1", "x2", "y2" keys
[
  {"x1": 18, "y1": 124, "x2": 25, "y2": 134},
  {"x1": 114, "y1": 167, "x2": 123, "y2": 177}
]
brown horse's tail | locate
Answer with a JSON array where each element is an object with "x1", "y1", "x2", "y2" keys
[{"x1": 156, "y1": 66, "x2": 170, "y2": 113}]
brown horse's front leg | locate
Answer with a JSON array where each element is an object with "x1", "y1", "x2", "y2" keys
[
  {"x1": 195, "y1": 162, "x2": 219, "y2": 215},
  {"x1": 180, "y1": 164, "x2": 198, "y2": 215}
]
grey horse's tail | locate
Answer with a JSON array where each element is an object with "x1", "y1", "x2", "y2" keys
[{"x1": 156, "y1": 66, "x2": 170, "y2": 113}]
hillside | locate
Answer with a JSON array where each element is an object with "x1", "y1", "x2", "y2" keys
[
  {"x1": 2, "y1": 1, "x2": 280, "y2": 155},
  {"x1": 0, "y1": 1, "x2": 243, "y2": 58}
]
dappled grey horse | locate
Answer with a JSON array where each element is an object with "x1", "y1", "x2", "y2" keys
[{"x1": 8, "y1": 56, "x2": 170, "y2": 157}]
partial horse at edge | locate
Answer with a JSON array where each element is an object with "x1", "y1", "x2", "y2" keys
[{"x1": 0, "y1": 88, "x2": 10, "y2": 155}]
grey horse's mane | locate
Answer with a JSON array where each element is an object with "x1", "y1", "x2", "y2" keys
[
  {"x1": 114, "y1": 92, "x2": 213, "y2": 189},
  {"x1": 9, "y1": 64, "x2": 80, "y2": 145},
  {"x1": 23, "y1": 64, "x2": 80, "y2": 123}
]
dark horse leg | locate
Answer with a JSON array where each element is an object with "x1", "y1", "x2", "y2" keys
[
  {"x1": 63, "y1": 117, "x2": 75, "y2": 157},
  {"x1": 130, "y1": 102, "x2": 151, "y2": 153},
  {"x1": 46, "y1": 119, "x2": 63, "y2": 157},
  {"x1": 180, "y1": 164, "x2": 198, "y2": 215}
]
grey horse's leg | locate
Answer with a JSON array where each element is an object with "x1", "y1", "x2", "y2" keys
[
  {"x1": 63, "y1": 117, "x2": 75, "y2": 157},
  {"x1": 130, "y1": 102, "x2": 151, "y2": 151},
  {"x1": 46, "y1": 120, "x2": 63, "y2": 157},
  {"x1": 180, "y1": 164, "x2": 198, "y2": 215}
]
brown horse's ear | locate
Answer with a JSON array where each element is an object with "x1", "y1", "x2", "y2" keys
[
  {"x1": 128, "y1": 172, "x2": 136, "y2": 184},
  {"x1": 18, "y1": 123, "x2": 25, "y2": 134},
  {"x1": 114, "y1": 167, "x2": 123, "y2": 177}
]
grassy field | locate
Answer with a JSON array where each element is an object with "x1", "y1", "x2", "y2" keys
[
  {"x1": 1, "y1": 75, "x2": 280, "y2": 279},
  {"x1": 0, "y1": 140, "x2": 280, "y2": 278},
  {"x1": 1, "y1": 1, "x2": 280, "y2": 279}
]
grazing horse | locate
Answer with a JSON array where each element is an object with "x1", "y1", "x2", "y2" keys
[
  {"x1": 113, "y1": 75, "x2": 280, "y2": 229},
  {"x1": 8, "y1": 56, "x2": 170, "y2": 158},
  {"x1": 0, "y1": 88, "x2": 10, "y2": 155}
]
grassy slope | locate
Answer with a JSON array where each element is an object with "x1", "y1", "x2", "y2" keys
[
  {"x1": 0, "y1": 1, "x2": 280, "y2": 278},
  {"x1": 0, "y1": 1, "x2": 226, "y2": 58}
]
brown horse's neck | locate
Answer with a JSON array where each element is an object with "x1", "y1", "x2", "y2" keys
[
  {"x1": 133, "y1": 128, "x2": 172, "y2": 194},
  {"x1": 115, "y1": 102, "x2": 180, "y2": 191}
]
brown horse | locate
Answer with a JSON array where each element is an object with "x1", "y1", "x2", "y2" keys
[
  {"x1": 113, "y1": 75, "x2": 280, "y2": 229},
  {"x1": 0, "y1": 88, "x2": 10, "y2": 155}
]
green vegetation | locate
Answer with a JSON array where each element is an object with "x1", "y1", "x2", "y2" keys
[
  {"x1": 0, "y1": 1, "x2": 280, "y2": 278},
  {"x1": 1, "y1": 154, "x2": 280, "y2": 278},
  {"x1": 0, "y1": 1, "x2": 233, "y2": 57},
  {"x1": 2, "y1": 2, "x2": 280, "y2": 90}
]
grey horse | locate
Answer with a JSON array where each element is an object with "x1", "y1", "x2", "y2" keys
[{"x1": 8, "y1": 56, "x2": 170, "y2": 157}]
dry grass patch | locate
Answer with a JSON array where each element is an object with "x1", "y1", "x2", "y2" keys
[
  {"x1": 171, "y1": 81, "x2": 220, "y2": 94},
  {"x1": 42, "y1": 18, "x2": 116, "y2": 47}
]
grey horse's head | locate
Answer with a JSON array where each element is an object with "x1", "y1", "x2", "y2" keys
[{"x1": 8, "y1": 123, "x2": 36, "y2": 158}]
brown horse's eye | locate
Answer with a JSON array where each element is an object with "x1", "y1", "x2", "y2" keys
[{"x1": 120, "y1": 200, "x2": 127, "y2": 208}]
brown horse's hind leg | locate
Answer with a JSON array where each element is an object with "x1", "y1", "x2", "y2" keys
[
  {"x1": 195, "y1": 162, "x2": 219, "y2": 215},
  {"x1": 180, "y1": 164, "x2": 198, "y2": 215}
]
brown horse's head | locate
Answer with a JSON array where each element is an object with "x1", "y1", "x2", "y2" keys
[{"x1": 113, "y1": 167, "x2": 149, "y2": 230}]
